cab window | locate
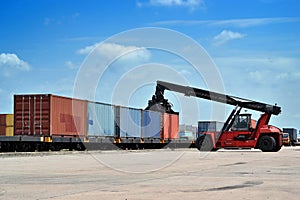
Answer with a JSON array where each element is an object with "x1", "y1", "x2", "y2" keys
[{"x1": 232, "y1": 114, "x2": 251, "y2": 131}]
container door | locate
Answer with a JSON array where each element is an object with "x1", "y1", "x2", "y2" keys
[
  {"x1": 114, "y1": 106, "x2": 121, "y2": 138},
  {"x1": 14, "y1": 95, "x2": 51, "y2": 136}
]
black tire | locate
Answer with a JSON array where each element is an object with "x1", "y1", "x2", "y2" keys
[
  {"x1": 195, "y1": 135, "x2": 214, "y2": 151},
  {"x1": 258, "y1": 135, "x2": 276, "y2": 152}
]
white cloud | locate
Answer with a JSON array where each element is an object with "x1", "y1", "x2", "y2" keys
[
  {"x1": 150, "y1": 0, "x2": 202, "y2": 7},
  {"x1": 151, "y1": 17, "x2": 300, "y2": 27},
  {"x1": 77, "y1": 42, "x2": 151, "y2": 61},
  {"x1": 138, "y1": 0, "x2": 205, "y2": 10},
  {"x1": 215, "y1": 56, "x2": 299, "y2": 71},
  {"x1": 215, "y1": 56, "x2": 300, "y2": 89},
  {"x1": 65, "y1": 61, "x2": 77, "y2": 69},
  {"x1": 0, "y1": 53, "x2": 30, "y2": 71},
  {"x1": 212, "y1": 17, "x2": 299, "y2": 28},
  {"x1": 213, "y1": 30, "x2": 246, "y2": 45}
]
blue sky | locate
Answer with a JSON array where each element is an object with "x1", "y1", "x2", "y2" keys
[{"x1": 0, "y1": 0, "x2": 300, "y2": 130}]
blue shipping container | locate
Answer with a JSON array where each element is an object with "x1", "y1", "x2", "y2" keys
[
  {"x1": 119, "y1": 107, "x2": 142, "y2": 138},
  {"x1": 198, "y1": 121, "x2": 224, "y2": 133},
  {"x1": 87, "y1": 102, "x2": 115, "y2": 136},
  {"x1": 283, "y1": 128, "x2": 297, "y2": 142},
  {"x1": 142, "y1": 110, "x2": 161, "y2": 138}
]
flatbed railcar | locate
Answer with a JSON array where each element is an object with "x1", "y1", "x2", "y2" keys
[
  {"x1": 0, "y1": 94, "x2": 194, "y2": 152},
  {"x1": 0, "y1": 135, "x2": 195, "y2": 152}
]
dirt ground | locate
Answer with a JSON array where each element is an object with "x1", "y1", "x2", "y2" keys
[{"x1": 1, "y1": 146, "x2": 300, "y2": 200}]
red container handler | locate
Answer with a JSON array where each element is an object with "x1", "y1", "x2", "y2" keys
[
  {"x1": 14, "y1": 94, "x2": 87, "y2": 137},
  {"x1": 162, "y1": 113, "x2": 179, "y2": 140}
]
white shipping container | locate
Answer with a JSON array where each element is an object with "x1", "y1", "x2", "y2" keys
[{"x1": 87, "y1": 102, "x2": 115, "y2": 136}]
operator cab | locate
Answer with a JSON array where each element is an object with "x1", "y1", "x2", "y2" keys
[{"x1": 232, "y1": 113, "x2": 252, "y2": 131}]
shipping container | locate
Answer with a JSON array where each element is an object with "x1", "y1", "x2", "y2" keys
[
  {"x1": 87, "y1": 102, "x2": 115, "y2": 137},
  {"x1": 251, "y1": 119, "x2": 257, "y2": 129},
  {"x1": 0, "y1": 114, "x2": 14, "y2": 136},
  {"x1": 0, "y1": 125, "x2": 5, "y2": 136},
  {"x1": 179, "y1": 131, "x2": 194, "y2": 139},
  {"x1": 0, "y1": 114, "x2": 7, "y2": 136},
  {"x1": 142, "y1": 110, "x2": 162, "y2": 139},
  {"x1": 5, "y1": 126, "x2": 14, "y2": 136},
  {"x1": 179, "y1": 124, "x2": 198, "y2": 134},
  {"x1": 0, "y1": 114, "x2": 6, "y2": 126},
  {"x1": 163, "y1": 113, "x2": 179, "y2": 140},
  {"x1": 283, "y1": 128, "x2": 297, "y2": 145},
  {"x1": 119, "y1": 106, "x2": 142, "y2": 138},
  {"x1": 6, "y1": 114, "x2": 14, "y2": 126},
  {"x1": 14, "y1": 94, "x2": 87, "y2": 137},
  {"x1": 198, "y1": 121, "x2": 224, "y2": 133}
]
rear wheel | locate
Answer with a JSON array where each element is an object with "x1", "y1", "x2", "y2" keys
[
  {"x1": 258, "y1": 135, "x2": 276, "y2": 152},
  {"x1": 195, "y1": 135, "x2": 214, "y2": 151}
]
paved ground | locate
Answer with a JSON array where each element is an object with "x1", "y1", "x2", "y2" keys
[{"x1": 1, "y1": 146, "x2": 300, "y2": 200}]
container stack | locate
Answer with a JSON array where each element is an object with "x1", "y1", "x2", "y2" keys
[
  {"x1": 198, "y1": 121, "x2": 224, "y2": 133},
  {"x1": 283, "y1": 128, "x2": 298, "y2": 145},
  {"x1": 179, "y1": 124, "x2": 198, "y2": 140},
  {"x1": 0, "y1": 114, "x2": 14, "y2": 136}
]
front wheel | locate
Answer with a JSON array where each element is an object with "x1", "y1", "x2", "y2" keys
[{"x1": 258, "y1": 135, "x2": 276, "y2": 152}]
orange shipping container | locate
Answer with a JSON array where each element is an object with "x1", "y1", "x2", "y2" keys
[
  {"x1": 251, "y1": 119, "x2": 257, "y2": 129},
  {"x1": 14, "y1": 94, "x2": 87, "y2": 137},
  {"x1": 163, "y1": 113, "x2": 179, "y2": 140}
]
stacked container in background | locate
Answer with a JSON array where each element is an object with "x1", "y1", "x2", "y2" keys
[
  {"x1": 283, "y1": 128, "x2": 298, "y2": 145},
  {"x1": 251, "y1": 119, "x2": 257, "y2": 129},
  {"x1": 179, "y1": 124, "x2": 198, "y2": 140},
  {"x1": 198, "y1": 121, "x2": 224, "y2": 133},
  {"x1": 0, "y1": 114, "x2": 14, "y2": 136}
]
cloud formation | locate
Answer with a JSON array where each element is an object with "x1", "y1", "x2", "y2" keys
[
  {"x1": 77, "y1": 42, "x2": 151, "y2": 61},
  {"x1": 213, "y1": 30, "x2": 246, "y2": 45},
  {"x1": 0, "y1": 53, "x2": 30, "y2": 71},
  {"x1": 151, "y1": 17, "x2": 300, "y2": 28},
  {"x1": 151, "y1": 0, "x2": 202, "y2": 7},
  {"x1": 138, "y1": 0, "x2": 204, "y2": 10}
]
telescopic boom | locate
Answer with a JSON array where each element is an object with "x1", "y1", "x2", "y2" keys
[{"x1": 146, "y1": 80, "x2": 281, "y2": 115}]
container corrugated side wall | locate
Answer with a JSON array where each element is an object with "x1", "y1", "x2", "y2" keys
[
  {"x1": 119, "y1": 107, "x2": 142, "y2": 138},
  {"x1": 170, "y1": 114, "x2": 179, "y2": 139},
  {"x1": 0, "y1": 114, "x2": 13, "y2": 136},
  {"x1": 198, "y1": 121, "x2": 224, "y2": 133},
  {"x1": 87, "y1": 102, "x2": 115, "y2": 137},
  {"x1": 0, "y1": 114, "x2": 6, "y2": 126},
  {"x1": 6, "y1": 114, "x2": 14, "y2": 126},
  {"x1": 14, "y1": 95, "x2": 51, "y2": 136},
  {"x1": 0, "y1": 114, "x2": 6, "y2": 136},
  {"x1": 163, "y1": 113, "x2": 179, "y2": 140},
  {"x1": 283, "y1": 128, "x2": 298, "y2": 142},
  {"x1": 142, "y1": 110, "x2": 161, "y2": 139},
  {"x1": 50, "y1": 95, "x2": 87, "y2": 137}
]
